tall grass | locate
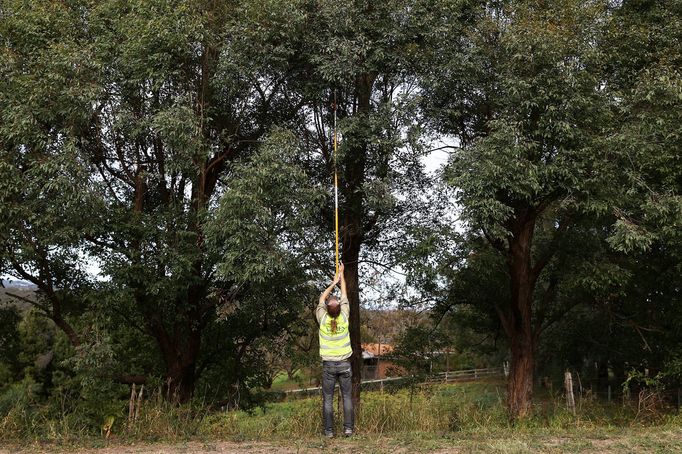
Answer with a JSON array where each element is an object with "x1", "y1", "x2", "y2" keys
[
  {"x1": 198, "y1": 380, "x2": 667, "y2": 440},
  {"x1": 1, "y1": 380, "x2": 680, "y2": 444},
  {"x1": 0, "y1": 383, "x2": 211, "y2": 444}
]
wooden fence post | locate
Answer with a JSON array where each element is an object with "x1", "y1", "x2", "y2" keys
[
  {"x1": 128, "y1": 383, "x2": 136, "y2": 423},
  {"x1": 134, "y1": 385, "x2": 144, "y2": 421},
  {"x1": 565, "y1": 371, "x2": 576, "y2": 415}
]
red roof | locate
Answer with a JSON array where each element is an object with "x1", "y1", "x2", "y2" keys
[{"x1": 361, "y1": 343, "x2": 394, "y2": 357}]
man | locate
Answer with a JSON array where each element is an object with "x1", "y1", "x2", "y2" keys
[{"x1": 316, "y1": 262, "x2": 353, "y2": 438}]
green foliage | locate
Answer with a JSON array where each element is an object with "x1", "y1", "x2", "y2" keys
[
  {"x1": 412, "y1": 0, "x2": 681, "y2": 419},
  {"x1": 433, "y1": 0, "x2": 610, "y2": 238},
  {"x1": 604, "y1": 1, "x2": 682, "y2": 255},
  {"x1": 209, "y1": 129, "x2": 325, "y2": 285},
  {"x1": 1, "y1": 0, "x2": 334, "y2": 404},
  {"x1": 17, "y1": 309, "x2": 57, "y2": 382},
  {"x1": 0, "y1": 307, "x2": 22, "y2": 386},
  {"x1": 623, "y1": 369, "x2": 665, "y2": 394}
]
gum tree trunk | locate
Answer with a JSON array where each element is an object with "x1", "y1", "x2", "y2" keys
[
  {"x1": 503, "y1": 210, "x2": 537, "y2": 419},
  {"x1": 342, "y1": 236, "x2": 363, "y2": 409},
  {"x1": 340, "y1": 72, "x2": 376, "y2": 410}
]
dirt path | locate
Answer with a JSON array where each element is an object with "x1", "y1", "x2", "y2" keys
[
  {"x1": 4, "y1": 441, "x2": 342, "y2": 454},
  {"x1": 4, "y1": 441, "x2": 274, "y2": 454},
  {"x1": 0, "y1": 439, "x2": 435, "y2": 454},
  {"x1": 3, "y1": 429, "x2": 682, "y2": 454}
]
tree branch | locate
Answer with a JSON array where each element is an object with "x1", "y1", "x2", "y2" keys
[
  {"x1": 359, "y1": 259, "x2": 409, "y2": 276},
  {"x1": 494, "y1": 303, "x2": 512, "y2": 339},
  {"x1": 5, "y1": 291, "x2": 49, "y2": 312},
  {"x1": 533, "y1": 277, "x2": 559, "y2": 341},
  {"x1": 482, "y1": 227, "x2": 507, "y2": 254},
  {"x1": 530, "y1": 218, "x2": 572, "y2": 282}
]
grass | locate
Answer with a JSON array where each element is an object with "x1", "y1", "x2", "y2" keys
[
  {"x1": 201, "y1": 381, "x2": 507, "y2": 439},
  {"x1": 268, "y1": 370, "x2": 313, "y2": 392},
  {"x1": 2, "y1": 379, "x2": 682, "y2": 452},
  {"x1": 198, "y1": 379, "x2": 682, "y2": 452}
]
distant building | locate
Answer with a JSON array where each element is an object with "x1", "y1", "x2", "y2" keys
[
  {"x1": 362, "y1": 343, "x2": 394, "y2": 357},
  {"x1": 361, "y1": 343, "x2": 403, "y2": 379}
]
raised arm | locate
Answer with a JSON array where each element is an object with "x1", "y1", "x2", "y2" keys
[{"x1": 338, "y1": 262, "x2": 347, "y2": 300}]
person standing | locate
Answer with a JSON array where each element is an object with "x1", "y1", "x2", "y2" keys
[{"x1": 316, "y1": 262, "x2": 353, "y2": 438}]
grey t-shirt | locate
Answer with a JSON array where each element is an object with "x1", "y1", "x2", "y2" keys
[{"x1": 316, "y1": 295, "x2": 352, "y2": 361}]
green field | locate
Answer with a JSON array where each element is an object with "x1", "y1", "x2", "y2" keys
[{"x1": 268, "y1": 370, "x2": 315, "y2": 392}]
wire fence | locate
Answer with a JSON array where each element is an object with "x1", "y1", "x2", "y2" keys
[
  {"x1": 271, "y1": 366, "x2": 682, "y2": 415},
  {"x1": 426, "y1": 367, "x2": 505, "y2": 384},
  {"x1": 278, "y1": 366, "x2": 504, "y2": 400}
]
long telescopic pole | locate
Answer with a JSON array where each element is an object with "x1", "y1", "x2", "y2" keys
[{"x1": 333, "y1": 92, "x2": 339, "y2": 276}]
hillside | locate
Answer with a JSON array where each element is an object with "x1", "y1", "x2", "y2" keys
[{"x1": 0, "y1": 281, "x2": 37, "y2": 310}]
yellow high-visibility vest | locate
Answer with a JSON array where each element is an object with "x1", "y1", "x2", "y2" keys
[{"x1": 318, "y1": 311, "x2": 352, "y2": 357}]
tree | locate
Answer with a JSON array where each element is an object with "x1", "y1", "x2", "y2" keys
[
  {"x1": 594, "y1": 0, "x2": 682, "y2": 388},
  {"x1": 0, "y1": 0, "x2": 318, "y2": 403},
  {"x1": 604, "y1": 0, "x2": 682, "y2": 257},
  {"x1": 0, "y1": 0, "x2": 101, "y2": 349},
  {"x1": 80, "y1": 0, "x2": 318, "y2": 402},
  {"x1": 290, "y1": 0, "x2": 436, "y2": 408},
  {"x1": 204, "y1": 130, "x2": 324, "y2": 404},
  {"x1": 421, "y1": 0, "x2": 612, "y2": 418}
]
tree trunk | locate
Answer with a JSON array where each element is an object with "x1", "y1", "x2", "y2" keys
[
  {"x1": 158, "y1": 328, "x2": 201, "y2": 404},
  {"x1": 147, "y1": 300, "x2": 203, "y2": 404},
  {"x1": 505, "y1": 211, "x2": 537, "y2": 420},
  {"x1": 52, "y1": 315, "x2": 81, "y2": 348},
  {"x1": 507, "y1": 326, "x2": 534, "y2": 419},
  {"x1": 340, "y1": 71, "x2": 376, "y2": 411},
  {"x1": 286, "y1": 366, "x2": 298, "y2": 381},
  {"x1": 166, "y1": 360, "x2": 197, "y2": 404},
  {"x1": 342, "y1": 236, "x2": 363, "y2": 410}
]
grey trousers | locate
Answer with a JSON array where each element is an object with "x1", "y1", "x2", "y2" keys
[{"x1": 321, "y1": 360, "x2": 353, "y2": 435}]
